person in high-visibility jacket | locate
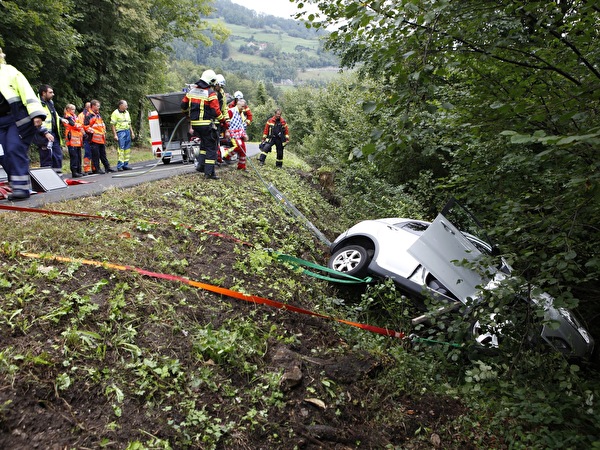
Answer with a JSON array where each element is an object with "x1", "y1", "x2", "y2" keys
[
  {"x1": 84, "y1": 99, "x2": 114, "y2": 174},
  {"x1": 63, "y1": 104, "x2": 85, "y2": 178},
  {"x1": 110, "y1": 99, "x2": 135, "y2": 171},
  {"x1": 0, "y1": 47, "x2": 51, "y2": 200},
  {"x1": 77, "y1": 102, "x2": 94, "y2": 174},
  {"x1": 36, "y1": 84, "x2": 65, "y2": 173},
  {"x1": 214, "y1": 74, "x2": 228, "y2": 164},
  {"x1": 259, "y1": 108, "x2": 289, "y2": 168},
  {"x1": 181, "y1": 69, "x2": 229, "y2": 180}
]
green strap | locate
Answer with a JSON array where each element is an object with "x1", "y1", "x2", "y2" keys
[
  {"x1": 276, "y1": 253, "x2": 373, "y2": 284},
  {"x1": 411, "y1": 336, "x2": 463, "y2": 348}
]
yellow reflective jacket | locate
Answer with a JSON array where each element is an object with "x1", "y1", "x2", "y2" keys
[{"x1": 0, "y1": 63, "x2": 46, "y2": 138}]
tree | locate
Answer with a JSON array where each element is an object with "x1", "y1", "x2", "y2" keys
[
  {"x1": 0, "y1": 0, "x2": 227, "y2": 136},
  {"x1": 299, "y1": 1, "x2": 600, "y2": 317}
]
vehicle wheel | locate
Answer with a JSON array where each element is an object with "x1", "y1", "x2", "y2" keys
[
  {"x1": 470, "y1": 319, "x2": 501, "y2": 353},
  {"x1": 328, "y1": 245, "x2": 370, "y2": 278},
  {"x1": 162, "y1": 157, "x2": 171, "y2": 165}
]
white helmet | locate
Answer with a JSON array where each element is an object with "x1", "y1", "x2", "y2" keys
[
  {"x1": 215, "y1": 74, "x2": 226, "y2": 86},
  {"x1": 234, "y1": 90, "x2": 244, "y2": 100},
  {"x1": 200, "y1": 69, "x2": 217, "y2": 85}
]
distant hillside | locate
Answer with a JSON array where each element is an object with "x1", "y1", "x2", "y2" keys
[{"x1": 170, "y1": 0, "x2": 339, "y2": 85}]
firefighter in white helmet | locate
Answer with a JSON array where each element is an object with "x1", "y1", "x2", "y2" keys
[
  {"x1": 213, "y1": 74, "x2": 229, "y2": 164},
  {"x1": 181, "y1": 69, "x2": 229, "y2": 179}
]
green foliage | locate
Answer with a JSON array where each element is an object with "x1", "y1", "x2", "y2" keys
[
  {"x1": 294, "y1": 0, "x2": 600, "y2": 336},
  {"x1": 0, "y1": 0, "x2": 223, "y2": 135}
]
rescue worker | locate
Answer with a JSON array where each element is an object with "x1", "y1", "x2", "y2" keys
[
  {"x1": 228, "y1": 91, "x2": 253, "y2": 130},
  {"x1": 37, "y1": 84, "x2": 66, "y2": 173},
  {"x1": 0, "y1": 47, "x2": 50, "y2": 200},
  {"x1": 214, "y1": 75, "x2": 228, "y2": 115},
  {"x1": 63, "y1": 104, "x2": 85, "y2": 178},
  {"x1": 181, "y1": 69, "x2": 229, "y2": 180},
  {"x1": 110, "y1": 99, "x2": 135, "y2": 171},
  {"x1": 214, "y1": 74, "x2": 228, "y2": 164},
  {"x1": 259, "y1": 108, "x2": 289, "y2": 168},
  {"x1": 84, "y1": 99, "x2": 114, "y2": 174},
  {"x1": 227, "y1": 99, "x2": 248, "y2": 170},
  {"x1": 77, "y1": 102, "x2": 94, "y2": 174}
]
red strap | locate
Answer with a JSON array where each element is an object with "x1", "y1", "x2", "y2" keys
[{"x1": 19, "y1": 251, "x2": 406, "y2": 339}]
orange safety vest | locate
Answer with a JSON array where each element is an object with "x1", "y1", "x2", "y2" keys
[
  {"x1": 86, "y1": 113, "x2": 106, "y2": 144},
  {"x1": 64, "y1": 113, "x2": 84, "y2": 147}
]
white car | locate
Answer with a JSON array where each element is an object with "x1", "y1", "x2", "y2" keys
[{"x1": 328, "y1": 201, "x2": 594, "y2": 358}]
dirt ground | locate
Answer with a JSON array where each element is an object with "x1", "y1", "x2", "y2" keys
[
  {"x1": 0, "y1": 233, "x2": 469, "y2": 450},
  {"x1": 0, "y1": 167, "x2": 477, "y2": 449}
]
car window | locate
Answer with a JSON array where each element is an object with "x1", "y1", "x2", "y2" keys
[
  {"x1": 397, "y1": 221, "x2": 429, "y2": 234},
  {"x1": 441, "y1": 199, "x2": 495, "y2": 251}
]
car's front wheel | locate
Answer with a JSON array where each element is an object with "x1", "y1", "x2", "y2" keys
[{"x1": 328, "y1": 245, "x2": 370, "y2": 278}]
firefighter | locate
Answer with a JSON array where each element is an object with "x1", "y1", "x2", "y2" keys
[
  {"x1": 0, "y1": 47, "x2": 50, "y2": 200},
  {"x1": 228, "y1": 91, "x2": 253, "y2": 130},
  {"x1": 36, "y1": 84, "x2": 66, "y2": 173},
  {"x1": 227, "y1": 99, "x2": 248, "y2": 170},
  {"x1": 214, "y1": 74, "x2": 228, "y2": 164},
  {"x1": 259, "y1": 108, "x2": 289, "y2": 168},
  {"x1": 181, "y1": 69, "x2": 229, "y2": 180}
]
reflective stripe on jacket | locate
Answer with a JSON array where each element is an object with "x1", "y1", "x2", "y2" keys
[
  {"x1": 64, "y1": 113, "x2": 84, "y2": 147},
  {"x1": 181, "y1": 83, "x2": 227, "y2": 127},
  {"x1": 110, "y1": 109, "x2": 131, "y2": 131},
  {"x1": 0, "y1": 63, "x2": 46, "y2": 138},
  {"x1": 262, "y1": 116, "x2": 289, "y2": 142},
  {"x1": 84, "y1": 113, "x2": 106, "y2": 144}
]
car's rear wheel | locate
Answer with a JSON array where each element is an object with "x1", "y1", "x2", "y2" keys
[{"x1": 328, "y1": 244, "x2": 370, "y2": 278}]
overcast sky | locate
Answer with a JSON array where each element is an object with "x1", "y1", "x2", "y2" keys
[{"x1": 228, "y1": 0, "x2": 319, "y2": 19}]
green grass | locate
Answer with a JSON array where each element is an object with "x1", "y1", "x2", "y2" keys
[
  {"x1": 214, "y1": 20, "x2": 323, "y2": 54},
  {"x1": 2, "y1": 148, "x2": 600, "y2": 449}
]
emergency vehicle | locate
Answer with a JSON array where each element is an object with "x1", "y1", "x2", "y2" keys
[
  {"x1": 147, "y1": 91, "x2": 195, "y2": 165},
  {"x1": 147, "y1": 90, "x2": 238, "y2": 166}
]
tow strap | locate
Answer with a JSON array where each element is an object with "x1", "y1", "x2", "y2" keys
[
  {"x1": 276, "y1": 253, "x2": 372, "y2": 284},
  {"x1": 0, "y1": 203, "x2": 252, "y2": 247},
  {"x1": 0, "y1": 204, "x2": 369, "y2": 284},
  {"x1": 16, "y1": 250, "x2": 407, "y2": 340}
]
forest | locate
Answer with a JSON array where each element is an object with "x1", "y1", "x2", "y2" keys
[{"x1": 1, "y1": 0, "x2": 600, "y2": 448}]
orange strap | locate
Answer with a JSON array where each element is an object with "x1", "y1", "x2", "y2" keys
[{"x1": 19, "y1": 251, "x2": 406, "y2": 339}]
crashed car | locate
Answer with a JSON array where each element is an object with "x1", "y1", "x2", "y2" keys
[{"x1": 328, "y1": 200, "x2": 594, "y2": 358}]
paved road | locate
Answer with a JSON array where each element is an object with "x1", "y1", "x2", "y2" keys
[{"x1": 1, "y1": 143, "x2": 259, "y2": 208}]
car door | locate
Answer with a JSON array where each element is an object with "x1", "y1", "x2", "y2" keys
[{"x1": 407, "y1": 213, "x2": 492, "y2": 302}]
